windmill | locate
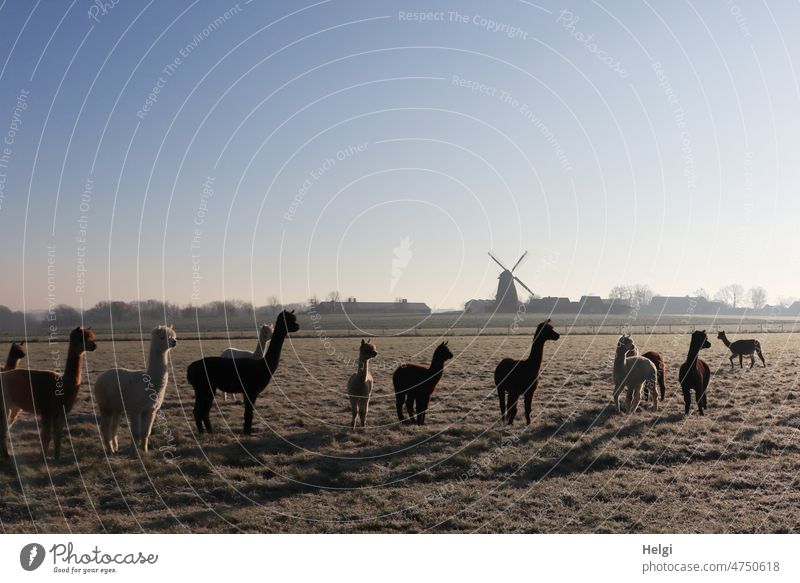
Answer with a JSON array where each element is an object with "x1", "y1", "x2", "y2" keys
[{"x1": 488, "y1": 251, "x2": 535, "y2": 312}]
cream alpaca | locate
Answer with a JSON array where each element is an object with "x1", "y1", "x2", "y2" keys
[
  {"x1": 613, "y1": 335, "x2": 658, "y2": 413},
  {"x1": 219, "y1": 323, "x2": 273, "y2": 401},
  {"x1": 93, "y1": 325, "x2": 177, "y2": 453},
  {"x1": 347, "y1": 339, "x2": 377, "y2": 429}
]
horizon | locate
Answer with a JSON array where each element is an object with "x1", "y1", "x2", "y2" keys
[{"x1": 1, "y1": 2, "x2": 799, "y2": 313}]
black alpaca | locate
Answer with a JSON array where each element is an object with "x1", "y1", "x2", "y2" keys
[
  {"x1": 679, "y1": 330, "x2": 711, "y2": 415},
  {"x1": 494, "y1": 320, "x2": 560, "y2": 425},
  {"x1": 717, "y1": 331, "x2": 765, "y2": 369},
  {"x1": 187, "y1": 310, "x2": 298, "y2": 434},
  {"x1": 393, "y1": 341, "x2": 453, "y2": 425}
]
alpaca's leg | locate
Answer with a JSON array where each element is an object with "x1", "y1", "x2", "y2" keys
[
  {"x1": 99, "y1": 412, "x2": 112, "y2": 451},
  {"x1": 758, "y1": 349, "x2": 766, "y2": 367},
  {"x1": 129, "y1": 412, "x2": 142, "y2": 452},
  {"x1": 0, "y1": 396, "x2": 8, "y2": 459},
  {"x1": 395, "y1": 392, "x2": 405, "y2": 422},
  {"x1": 739, "y1": 354, "x2": 743, "y2": 369},
  {"x1": 749, "y1": 354, "x2": 756, "y2": 369},
  {"x1": 650, "y1": 378, "x2": 658, "y2": 411},
  {"x1": 350, "y1": 397, "x2": 358, "y2": 429},
  {"x1": 405, "y1": 393, "x2": 416, "y2": 423},
  {"x1": 682, "y1": 385, "x2": 691, "y2": 415},
  {"x1": 358, "y1": 397, "x2": 368, "y2": 428},
  {"x1": 523, "y1": 385, "x2": 535, "y2": 425},
  {"x1": 416, "y1": 395, "x2": 429, "y2": 426},
  {"x1": 7, "y1": 406, "x2": 21, "y2": 428},
  {"x1": 506, "y1": 393, "x2": 519, "y2": 425},
  {"x1": 52, "y1": 412, "x2": 66, "y2": 460},
  {"x1": 658, "y1": 368, "x2": 666, "y2": 401},
  {"x1": 243, "y1": 394, "x2": 255, "y2": 435},
  {"x1": 612, "y1": 384, "x2": 624, "y2": 413},
  {"x1": 497, "y1": 385, "x2": 507, "y2": 422},
  {"x1": 111, "y1": 413, "x2": 122, "y2": 452},
  {"x1": 730, "y1": 355, "x2": 735, "y2": 369},
  {"x1": 39, "y1": 414, "x2": 53, "y2": 457},
  {"x1": 141, "y1": 410, "x2": 157, "y2": 453},
  {"x1": 625, "y1": 385, "x2": 633, "y2": 413}
]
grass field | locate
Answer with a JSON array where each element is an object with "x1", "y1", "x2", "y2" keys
[{"x1": 1, "y1": 328, "x2": 799, "y2": 533}]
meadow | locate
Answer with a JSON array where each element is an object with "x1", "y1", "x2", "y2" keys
[{"x1": 1, "y1": 328, "x2": 799, "y2": 533}]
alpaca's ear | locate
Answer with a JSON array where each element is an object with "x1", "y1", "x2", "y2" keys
[
  {"x1": 168, "y1": 322, "x2": 173, "y2": 329},
  {"x1": 87, "y1": 326, "x2": 93, "y2": 331},
  {"x1": 290, "y1": 309, "x2": 295, "y2": 314}
]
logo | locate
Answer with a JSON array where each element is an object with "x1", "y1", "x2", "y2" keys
[
  {"x1": 20, "y1": 543, "x2": 46, "y2": 571},
  {"x1": 390, "y1": 236, "x2": 413, "y2": 292}
]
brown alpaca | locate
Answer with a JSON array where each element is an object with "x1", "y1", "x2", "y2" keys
[
  {"x1": 1, "y1": 342, "x2": 26, "y2": 371},
  {"x1": 0, "y1": 327, "x2": 97, "y2": 458},
  {"x1": 494, "y1": 320, "x2": 560, "y2": 425},
  {"x1": 393, "y1": 341, "x2": 453, "y2": 425},
  {"x1": 679, "y1": 330, "x2": 711, "y2": 415}
]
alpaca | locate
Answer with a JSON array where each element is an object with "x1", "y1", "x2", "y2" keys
[
  {"x1": 93, "y1": 325, "x2": 177, "y2": 453},
  {"x1": 0, "y1": 327, "x2": 97, "y2": 459},
  {"x1": 717, "y1": 331, "x2": 765, "y2": 369},
  {"x1": 347, "y1": 339, "x2": 377, "y2": 429},
  {"x1": 625, "y1": 344, "x2": 667, "y2": 402},
  {"x1": 393, "y1": 341, "x2": 453, "y2": 425},
  {"x1": 220, "y1": 323, "x2": 273, "y2": 402},
  {"x1": 613, "y1": 335, "x2": 658, "y2": 413},
  {"x1": 494, "y1": 320, "x2": 560, "y2": 425},
  {"x1": 187, "y1": 310, "x2": 298, "y2": 434},
  {"x1": 679, "y1": 330, "x2": 711, "y2": 415},
  {"x1": 1, "y1": 341, "x2": 26, "y2": 371}
]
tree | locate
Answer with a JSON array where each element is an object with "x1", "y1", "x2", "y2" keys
[
  {"x1": 715, "y1": 284, "x2": 745, "y2": 308},
  {"x1": 327, "y1": 290, "x2": 341, "y2": 303},
  {"x1": 776, "y1": 295, "x2": 796, "y2": 308},
  {"x1": 609, "y1": 284, "x2": 653, "y2": 309},
  {"x1": 748, "y1": 287, "x2": 768, "y2": 310},
  {"x1": 692, "y1": 288, "x2": 710, "y2": 301},
  {"x1": 267, "y1": 295, "x2": 280, "y2": 316}
]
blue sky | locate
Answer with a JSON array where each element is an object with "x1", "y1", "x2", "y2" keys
[{"x1": 0, "y1": 0, "x2": 798, "y2": 310}]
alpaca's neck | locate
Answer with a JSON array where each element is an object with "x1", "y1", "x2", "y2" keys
[
  {"x1": 4, "y1": 351, "x2": 20, "y2": 370},
  {"x1": 686, "y1": 342, "x2": 704, "y2": 365},
  {"x1": 253, "y1": 335, "x2": 269, "y2": 359},
  {"x1": 428, "y1": 354, "x2": 447, "y2": 377},
  {"x1": 61, "y1": 347, "x2": 85, "y2": 410},
  {"x1": 264, "y1": 332, "x2": 286, "y2": 375},
  {"x1": 147, "y1": 343, "x2": 169, "y2": 385},
  {"x1": 525, "y1": 338, "x2": 546, "y2": 369},
  {"x1": 613, "y1": 348, "x2": 628, "y2": 379},
  {"x1": 719, "y1": 334, "x2": 731, "y2": 348},
  {"x1": 356, "y1": 356, "x2": 371, "y2": 381}
]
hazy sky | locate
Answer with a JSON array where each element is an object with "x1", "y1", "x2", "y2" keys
[{"x1": 0, "y1": 0, "x2": 798, "y2": 311}]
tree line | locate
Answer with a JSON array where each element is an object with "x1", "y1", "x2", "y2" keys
[{"x1": 609, "y1": 284, "x2": 794, "y2": 310}]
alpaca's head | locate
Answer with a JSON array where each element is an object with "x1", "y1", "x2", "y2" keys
[
  {"x1": 616, "y1": 334, "x2": 635, "y2": 355},
  {"x1": 259, "y1": 323, "x2": 274, "y2": 342},
  {"x1": 692, "y1": 330, "x2": 711, "y2": 350},
  {"x1": 433, "y1": 341, "x2": 453, "y2": 363},
  {"x1": 275, "y1": 310, "x2": 300, "y2": 335},
  {"x1": 716, "y1": 331, "x2": 726, "y2": 340},
  {"x1": 152, "y1": 324, "x2": 177, "y2": 352},
  {"x1": 359, "y1": 338, "x2": 378, "y2": 361},
  {"x1": 9, "y1": 341, "x2": 26, "y2": 361},
  {"x1": 535, "y1": 319, "x2": 560, "y2": 343},
  {"x1": 70, "y1": 326, "x2": 97, "y2": 353}
]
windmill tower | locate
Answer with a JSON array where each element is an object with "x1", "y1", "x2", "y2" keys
[{"x1": 488, "y1": 251, "x2": 535, "y2": 312}]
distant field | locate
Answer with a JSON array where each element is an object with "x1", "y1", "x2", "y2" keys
[
  {"x1": 3, "y1": 310, "x2": 799, "y2": 341},
  {"x1": 1, "y1": 330, "x2": 799, "y2": 533}
]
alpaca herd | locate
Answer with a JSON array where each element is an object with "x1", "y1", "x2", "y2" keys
[{"x1": 0, "y1": 317, "x2": 770, "y2": 460}]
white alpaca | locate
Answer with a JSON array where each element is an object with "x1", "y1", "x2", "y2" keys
[
  {"x1": 613, "y1": 335, "x2": 658, "y2": 413},
  {"x1": 219, "y1": 324, "x2": 273, "y2": 402},
  {"x1": 93, "y1": 325, "x2": 177, "y2": 453},
  {"x1": 347, "y1": 339, "x2": 377, "y2": 429}
]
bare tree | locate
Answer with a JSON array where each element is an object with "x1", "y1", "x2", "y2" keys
[
  {"x1": 692, "y1": 288, "x2": 710, "y2": 301},
  {"x1": 715, "y1": 284, "x2": 745, "y2": 308},
  {"x1": 609, "y1": 284, "x2": 653, "y2": 309},
  {"x1": 327, "y1": 290, "x2": 341, "y2": 303},
  {"x1": 776, "y1": 295, "x2": 796, "y2": 308},
  {"x1": 267, "y1": 295, "x2": 280, "y2": 316},
  {"x1": 748, "y1": 286, "x2": 768, "y2": 310}
]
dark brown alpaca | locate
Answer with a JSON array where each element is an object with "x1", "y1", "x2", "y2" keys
[
  {"x1": 717, "y1": 331, "x2": 765, "y2": 369},
  {"x1": 0, "y1": 327, "x2": 97, "y2": 458},
  {"x1": 679, "y1": 330, "x2": 711, "y2": 415},
  {"x1": 494, "y1": 320, "x2": 560, "y2": 425},
  {"x1": 1, "y1": 341, "x2": 26, "y2": 371},
  {"x1": 187, "y1": 310, "x2": 299, "y2": 434},
  {"x1": 393, "y1": 341, "x2": 453, "y2": 425}
]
